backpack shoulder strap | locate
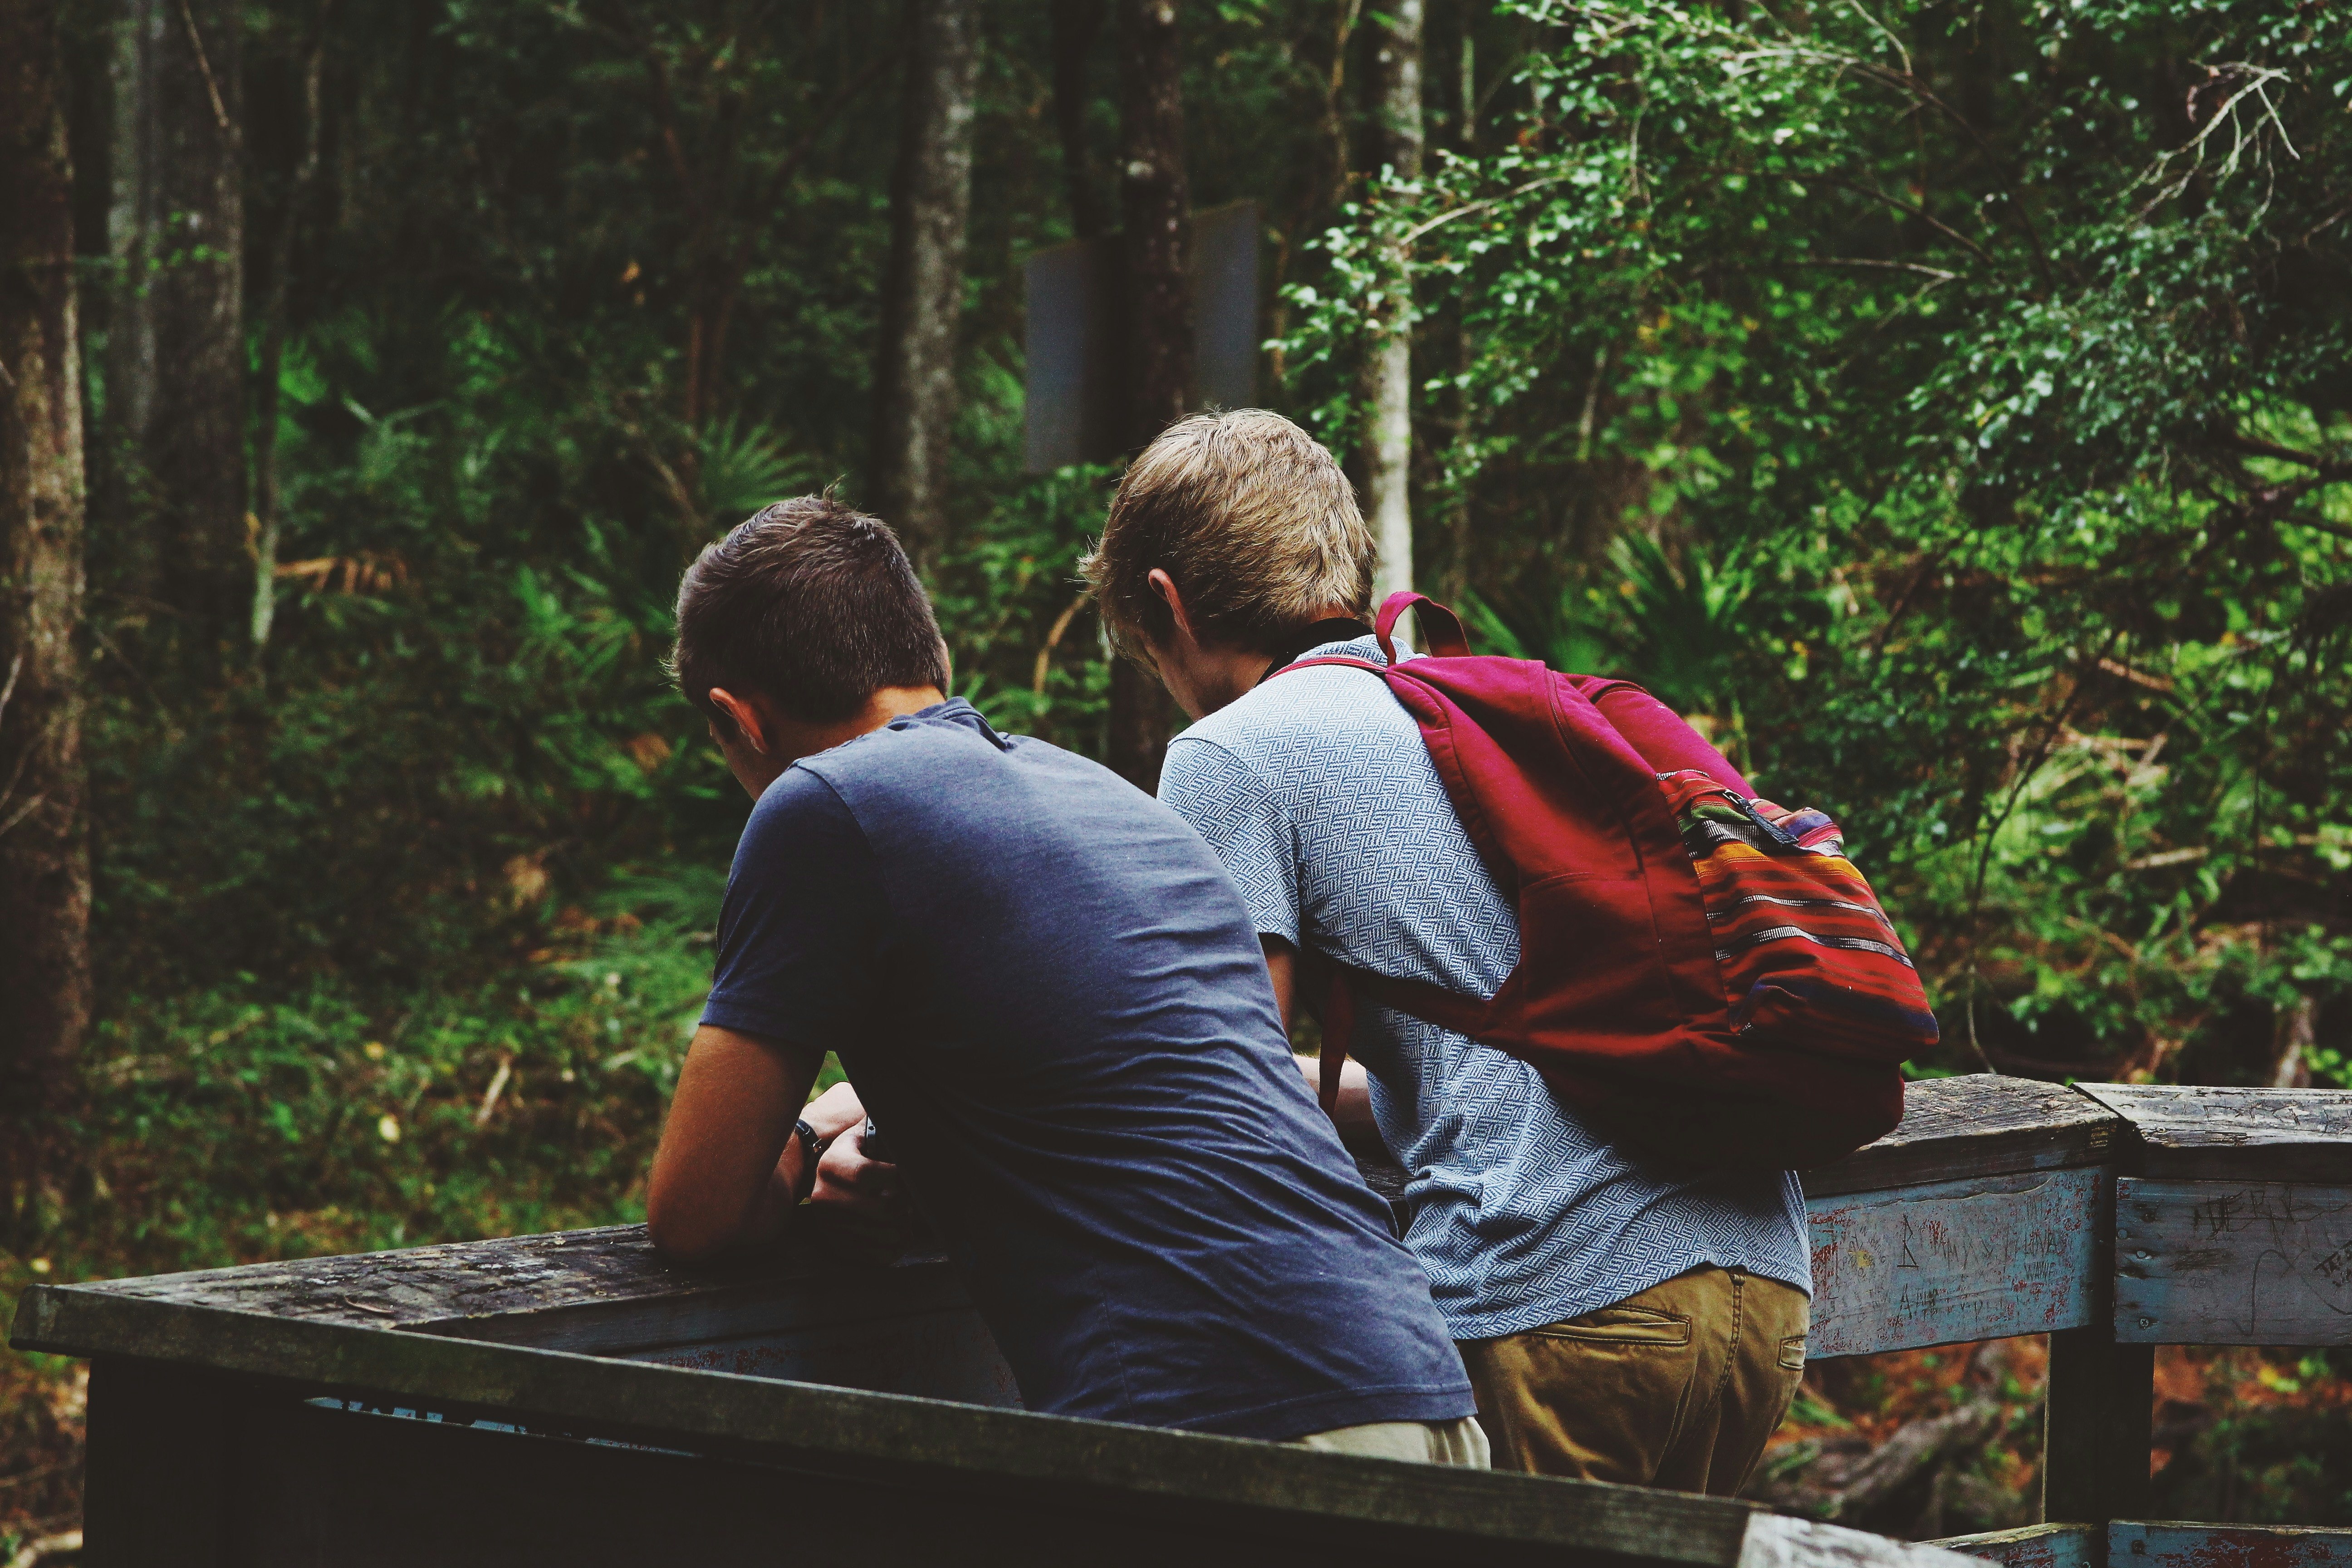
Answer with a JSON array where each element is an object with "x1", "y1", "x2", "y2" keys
[
  {"x1": 1319, "y1": 970, "x2": 1354, "y2": 1116},
  {"x1": 1373, "y1": 591, "x2": 1471, "y2": 662}
]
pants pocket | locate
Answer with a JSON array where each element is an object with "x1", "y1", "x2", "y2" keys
[
  {"x1": 1529, "y1": 1304, "x2": 1695, "y2": 1348},
  {"x1": 1778, "y1": 1333, "x2": 1808, "y2": 1372},
  {"x1": 1464, "y1": 1306, "x2": 1702, "y2": 1485}
]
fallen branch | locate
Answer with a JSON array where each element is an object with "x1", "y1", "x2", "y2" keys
[
  {"x1": 5, "y1": 1529, "x2": 82, "y2": 1568},
  {"x1": 1032, "y1": 593, "x2": 1091, "y2": 696},
  {"x1": 475, "y1": 1053, "x2": 514, "y2": 1128},
  {"x1": 1826, "y1": 1399, "x2": 2002, "y2": 1523}
]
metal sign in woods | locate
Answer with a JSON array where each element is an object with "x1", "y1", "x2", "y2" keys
[{"x1": 1023, "y1": 202, "x2": 1259, "y2": 471}]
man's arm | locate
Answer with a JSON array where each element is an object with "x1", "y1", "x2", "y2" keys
[
  {"x1": 647, "y1": 1024, "x2": 833, "y2": 1263},
  {"x1": 1261, "y1": 936, "x2": 1377, "y2": 1139}
]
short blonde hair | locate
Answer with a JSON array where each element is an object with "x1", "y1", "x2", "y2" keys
[{"x1": 1081, "y1": 410, "x2": 1375, "y2": 662}]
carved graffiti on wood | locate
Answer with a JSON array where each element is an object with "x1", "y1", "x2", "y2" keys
[
  {"x1": 1806, "y1": 1170, "x2": 2102, "y2": 1359},
  {"x1": 2116, "y1": 1180, "x2": 2352, "y2": 1346}
]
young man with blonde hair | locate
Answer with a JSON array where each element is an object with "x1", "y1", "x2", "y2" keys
[{"x1": 1083, "y1": 410, "x2": 1812, "y2": 1493}]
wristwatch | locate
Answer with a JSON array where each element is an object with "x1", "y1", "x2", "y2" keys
[{"x1": 791, "y1": 1118, "x2": 831, "y2": 1205}]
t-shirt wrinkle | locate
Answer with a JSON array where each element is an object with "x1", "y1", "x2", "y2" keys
[{"x1": 1159, "y1": 638, "x2": 1811, "y2": 1343}]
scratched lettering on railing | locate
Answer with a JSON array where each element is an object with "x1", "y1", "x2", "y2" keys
[
  {"x1": 2117, "y1": 1181, "x2": 2352, "y2": 1345},
  {"x1": 1805, "y1": 1170, "x2": 2102, "y2": 1359},
  {"x1": 2317, "y1": 1242, "x2": 2352, "y2": 1294}
]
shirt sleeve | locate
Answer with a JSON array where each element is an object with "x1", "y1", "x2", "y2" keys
[
  {"x1": 699, "y1": 767, "x2": 887, "y2": 1051},
  {"x1": 1159, "y1": 736, "x2": 1301, "y2": 947}
]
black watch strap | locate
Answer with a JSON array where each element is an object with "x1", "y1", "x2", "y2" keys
[{"x1": 791, "y1": 1118, "x2": 829, "y2": 1204}]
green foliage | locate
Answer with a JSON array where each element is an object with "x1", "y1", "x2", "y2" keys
[
  {"x1": 1284, "y1": 0, "x2": 2352, "y2": 1081},
  {"x1": 44, "y1": 900, "x2": 715, "y2": 1276},
  {"x1": 1, "y1": 0, "x2": 2343, "y2": 1543}
]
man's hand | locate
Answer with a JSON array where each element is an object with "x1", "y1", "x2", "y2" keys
[{"x1": 799, "y1": 1082, "x2": 901, "y2": 1215}]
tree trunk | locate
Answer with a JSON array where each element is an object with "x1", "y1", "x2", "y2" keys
[
  {"x1": 1118, "y1": 0, "x2": 1189, "y2": 448},
  {"x1": 1431, "y1": 0, "x2": 1474, "y2": 602},
  {"x1": 868, "y1": 0, "x2": 978, "y2": 566},
  {"x1": 111, "y1": 0, "x2": 243, "y2": 649},
  {"x1": 1105, "y1": 0, "x2": 1189, "y2": 793},
  {"x1": 0, "y1": 0, "x2": 93, "y2": 1195},
  {"x1": 98, "y1": 0, "x2": 162, "y2": 588},
  {"x1": 1051, "y1": 0, "x2": 1106, "y2": 240},
  {"x1": 1362, "y1": 0, "x2": 1421, "y2": 619},
  {"x1": 250, "y1": 2, "x2": 331, "y2": 653}
]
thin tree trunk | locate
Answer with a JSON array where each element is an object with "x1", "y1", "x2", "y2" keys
[
  {"x1": 1051, "y1": 0, "x2": 1105, "y2": 239},
  {"x1": 250, "y1": 0, "x2": 331, "y2": 653},
  {"x1": 1107, "y1": 0, "x2": 1189, "y2": 792},
  {"x1": 868, "y1": 0, "x2": 978, "y2": 566},
  {"x1": 122, "y1": 0, "x2": 243, "y2": 649},
  {"x1": 0, "y1": 0, "x2": 93, "y2": 1204},
  {"x1": 1432, "y1": 0, "x2": 1474, "y2": 602},
  {"x1": 100, "y1": 0, "x2": 162, "y2": 590},
  {"x1": 1118, "y1": 0, "x2": 1189, "y2": 445},
  {"x1": 1362, "y1": 0, "x2": 1421, "y2": 619}
]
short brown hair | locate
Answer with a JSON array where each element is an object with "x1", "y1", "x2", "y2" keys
[
  {"x1": 671, "y1": 495, "x2": 948, "y2": 727},
  {"x1": 1081, "y1": 410, "x2": 1375, "y2": 662}
]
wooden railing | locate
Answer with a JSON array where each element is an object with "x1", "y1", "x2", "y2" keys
[
  {"x1": 1793, "y1": 1076, "x2": 2352, "y2": 1568},
  {"x1": 11, "y1": 1073, "x2": 2350, "y2": 1568}
]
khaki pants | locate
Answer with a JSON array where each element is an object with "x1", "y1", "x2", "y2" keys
[
  {"x1": 1457, "y1": 1264, "x2": 1808, "y2": 1494},
  {"x1": 1290, "y1": 1415, "x2": 1491, "y2": 1467}
]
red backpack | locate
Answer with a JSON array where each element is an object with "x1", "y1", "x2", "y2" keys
[{"x1": 1279, "y1": 592, "x2": 1933, "y2": 1171}]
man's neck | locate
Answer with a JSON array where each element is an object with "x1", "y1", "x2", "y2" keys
[
  {"x1": 733, "y1": 686, "x2": 946, "y2": 798},
  {"x1": 794, "y1": 686, "x2": 947, "y2": 760}
]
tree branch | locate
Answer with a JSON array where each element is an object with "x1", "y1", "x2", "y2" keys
[
  {"x1": 1784, "y1": 173, "x2": 1999, "y2": 268},
  {"x1": 2218, "y1": 431, "x2": 2349, "y2": 474},
  {"x1": 175, "y1": 0, "x2": 236, "y2": 142}
]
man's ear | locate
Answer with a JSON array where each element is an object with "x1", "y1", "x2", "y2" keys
[
  {"x1": 1146, "y1": 568, "x2": 1196, "y2": 643},
  {"x1": 705, "y1": 687, "x2": 769, "y2": 755}
]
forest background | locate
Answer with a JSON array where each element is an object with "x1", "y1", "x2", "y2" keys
[{"x1": 2, "y1": 0, "x2": 2348, "y2": 1555}]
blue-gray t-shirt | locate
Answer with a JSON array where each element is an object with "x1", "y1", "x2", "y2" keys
[
  {"x1": 700, "y1": 699, "x2": 1473, "y2": 1440},
  {"x1": 1160, "y1": 639, "x2": 1811, "y2": 1343}
]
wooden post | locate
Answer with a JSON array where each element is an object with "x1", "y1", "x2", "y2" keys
[
  {"x1": 2041, "y1": 1330, "x2": 2154, "y2": 1531},
  {"x1": 2039, "y1": 1143, "x2": 2151, "y2": 1542},
  {"x1": 83, "y1": 1358, "x2": 234, "y2": 1567}
]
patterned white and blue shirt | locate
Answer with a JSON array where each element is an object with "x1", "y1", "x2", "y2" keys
[{"x1": 1159, "y1": 635, "x2": 1811, "y2": 1343}]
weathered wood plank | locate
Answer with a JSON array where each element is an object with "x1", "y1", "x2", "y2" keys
[
  {"x1": 2114, "y1": 1179, "x2": 2352, "y2": 1345},
  {"x1": 1806, "y1": 1170, "x2": 2103, "y2": 1357},
  {"x1": 41, "y1": 1218, "x2": 972, "y2": 1356},
  {"x1": 627, "y1": 1305, "x2": 1021, "y2": 1406},
  {"x1": 2109, "y1": 1522, "x2": 2352, "y2": 1568},
  {"x1": 72, "y1": 1222, "x2": 775, "y2": 1329},
  {"x1": 1926, "y1": 1524, "x2": 2097, "y2": 1568},
  {"x1": 1739, "y1": 1515, "x2": 1985, "y2": 1568},
  {"x1": 2078, "y1": 1085, "x2": 2352, "y2": 1183},
  {"x1": 11, "y1": 1285, "x2": 1805, "y2": 1568},
  {"x1": 2043, "y1": 1328, "x2": 2152, "y2": 1527},
  {"x1": 1803, "y1": 1076, "x2": 2124, "y2": 1198},
  {"x1": 229, "y1": 1389, "x2": 1485, "y2": 1568}
]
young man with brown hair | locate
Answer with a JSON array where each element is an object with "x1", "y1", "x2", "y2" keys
[
  {"x1": 1083, "y1": 411, "x2": 1812, "y2": 1493},
  {"x1": 647, "y1": 494, "x2": 1485, "y2": 1461}
]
